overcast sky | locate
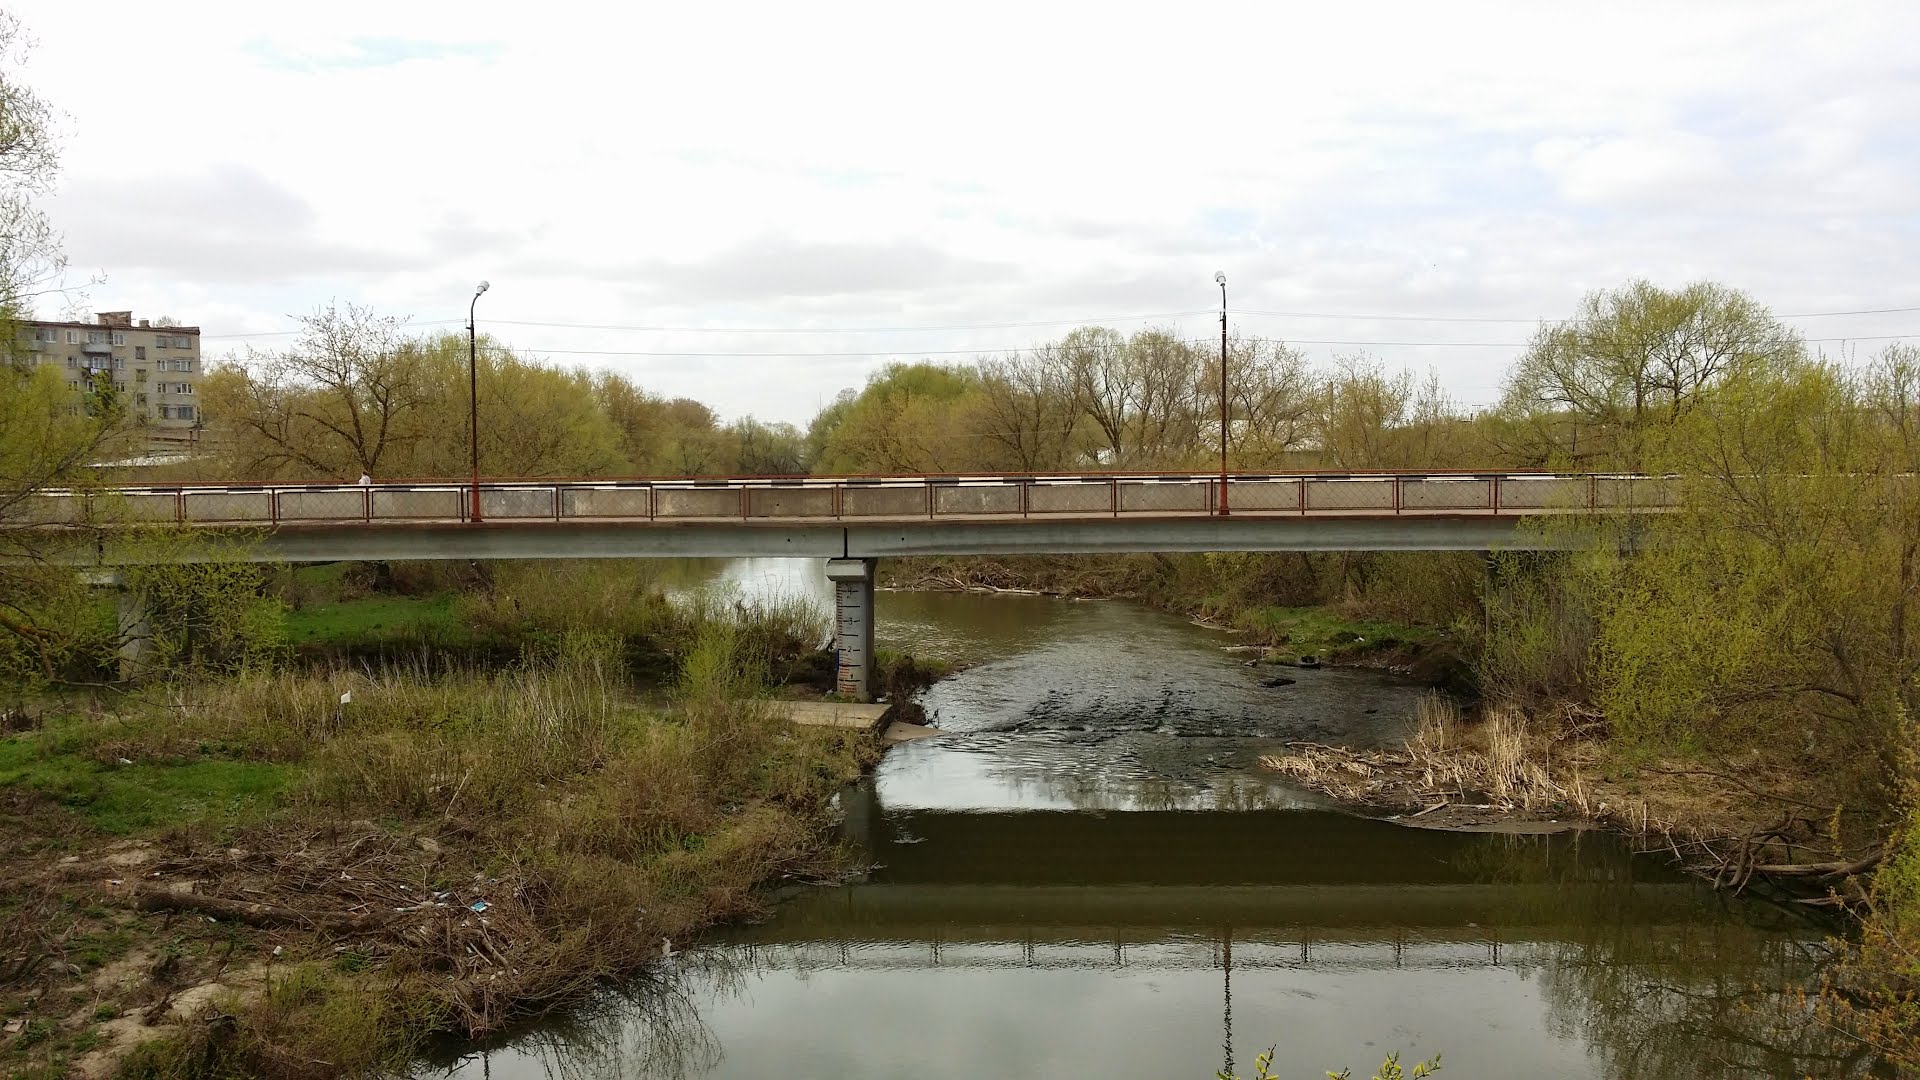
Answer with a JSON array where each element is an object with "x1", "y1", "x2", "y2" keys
[{"x1": 15, "y1": 1, "x2": 1920, "y2": 425}]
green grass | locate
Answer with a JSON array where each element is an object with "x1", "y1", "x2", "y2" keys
[
  {"x1": 1227, "y1": 605, "x2": 1438, "y2": 659},
  {"x1": 282, "y1": 594, "x2": 470, "y2": 649},
  {"x1": 0, "y1": 733, "x2": 289, "y2": 834}
]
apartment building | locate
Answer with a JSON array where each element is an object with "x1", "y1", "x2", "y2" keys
[{"x1": 18, "y1": 311, "x2": 203, "y2": 441}]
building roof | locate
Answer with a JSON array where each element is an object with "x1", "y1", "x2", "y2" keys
[{"x1": 20, "y1": 318, "x2": 201, "y2": 334}]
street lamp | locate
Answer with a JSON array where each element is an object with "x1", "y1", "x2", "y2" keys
[
  {"x1": 468, "y1": 280, "x2": 489, "y2": 523},
  {"x1": 1215, "y1": 270, "x2": 1229, "y2": 516}
]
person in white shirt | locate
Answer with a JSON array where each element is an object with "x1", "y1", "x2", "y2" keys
[{"x1": 357, "y1": 472, "x2": 372, "y2": 486}]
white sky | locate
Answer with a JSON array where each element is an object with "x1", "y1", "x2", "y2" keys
[{"x1": 16, "y1": 0, "x2": 1920, "y2": 425}]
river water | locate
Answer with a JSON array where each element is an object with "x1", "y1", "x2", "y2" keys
[{"x1": 424, "y1": 559, "x2": 1846, "y2": 1080}]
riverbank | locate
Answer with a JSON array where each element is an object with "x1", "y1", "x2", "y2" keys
[
  {"x1": 1257, "y1": 696, "x2": 1877, "y2": 904},
  {"x1": 0, "y1": 646, "x2": 884, "y2": 1079},
  {"x1": 0, "y1": 560, "x2": 906, "y2": 1080}
]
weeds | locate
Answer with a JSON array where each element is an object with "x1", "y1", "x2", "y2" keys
[{"x1": 0, "y1": 575, "x2": 871, "y2": 1079}]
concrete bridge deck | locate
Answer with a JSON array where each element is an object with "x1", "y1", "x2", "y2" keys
[
  {"x1": 11, "y1": 471, "x2": 1664, "y2": 699},
  {"x1": 11, "y1": 471, "x2": 1662, "y2": 561}
]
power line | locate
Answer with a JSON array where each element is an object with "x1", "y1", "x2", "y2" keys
[
  {"x1": 486, "y1": 310, "x2": 1215, "y2": 334},
  {"x1": 1232, "y1": 304, "x2": 1920, "y2": 324},
  {"x1": 199, "y1": 302, "x2": 1920, "y2": 342},
  {"x1": 200, "y1": 310, "x2": 1213, "y2": 341},
  {"x1": 472, "y1": 332, "x2": 1918, "y2": 359}
]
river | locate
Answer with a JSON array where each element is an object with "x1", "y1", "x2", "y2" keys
[{"x1": 422, "y1": 558, "x2": 1846, "y2": 1080}]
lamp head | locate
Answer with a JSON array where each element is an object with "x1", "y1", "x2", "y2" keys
[
  {"x1": 1214, "y1": 271, "x2": 1227, "y2": 285},
  {"x1": 475, "y1": 280, "x2": 490, "y2": 296}
]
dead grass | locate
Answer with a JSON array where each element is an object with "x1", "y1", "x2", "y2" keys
[
  {"x1": 1261, "y1": 693, "x2": 1844, "y2": 854},
  {"x1": 1, "y1": 598, "x2": 879, "y2": 1080}
]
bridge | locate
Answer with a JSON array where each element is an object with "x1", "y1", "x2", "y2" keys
[{"x1": 11, "y1": 471, "x2": 1670, "y2": 696}]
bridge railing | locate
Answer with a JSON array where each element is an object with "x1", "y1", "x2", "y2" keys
[{"x1": 7, "y1": 473, "x2": 1679, "y2": 527}]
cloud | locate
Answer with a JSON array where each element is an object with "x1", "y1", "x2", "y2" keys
[
  {"x1": 49, "y1": 166, "x2": 418, "y2": 282},
  {"x1": 242, "y1": 35, "x2": 504, "y2": 72},
  {"x1": 11, "y1": 0, "x2": 1920, "y2": 427},
  {"x1": 624, "y1": 238, "x2": 1013, "y2": 304}
]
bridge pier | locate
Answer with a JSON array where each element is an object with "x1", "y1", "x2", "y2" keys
[
  {"x1": 117, "y1": 586, "x2": 153, "y2": 682},
  {"x1": 81, "y1": 571, "x2": 151, "y2": 681},
  {"x1": 825, "y1": 557, "x2": 877, "y2": 702}
]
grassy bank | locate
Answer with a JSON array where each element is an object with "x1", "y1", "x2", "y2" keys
[{"x1": 0, "y1": 569, "x2": 880, "y2": 1079}]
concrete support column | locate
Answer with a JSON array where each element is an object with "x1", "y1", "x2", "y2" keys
[
  {"x1": 115, "y1": 582, "x2": 153, "y2": 682},
  {"x1": 825, "y1": 557, "x2": 877, "y2": 702},
  {"x1": 81, "y1": 570, "x2": 151, "y2": 682}
]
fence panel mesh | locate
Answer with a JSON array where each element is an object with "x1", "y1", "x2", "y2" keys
[
  {"x1": 1227, "y1": 479, "x2": 1301, "y2": 511},
  {"x1": 1117, "y1": 481, "x2": 1210, "y2": 513},
  {"x1": 747, "y1": 488, "x2": 835, "y2": 518},
  {"x1": 655, "y1": 488, "x2": 742, "y2": 518},
  {"x1": 1304, "y1": 479, "x2": 1395, "y2": 510},
  {"x1": 375, "y1": 489, "x2": 463, "y2": 520},
  {"x1": 278, "y1": 489, "x2": 368, "y2": 521},
  {"x1": 479, "y1": 488, "x2": 555, "y2": 519},
  {"x1": 1499, "y1": 477, "x2": 1586, "y2": 510},
  {"x1": 1027, "y1": 483, "x2": 1110, "y2": 514},
  {"x1": 183, "y1": 492, "x2": 274, "y2": 523},
  {"x1": 1398, "y1": 479, "x2": 1492, "y2": 511},
  {"x1": 841, "y1": 486, "x2": 927, "y2": 517},
  {"x1": 561, "y1": 488, "x2": 651, "y2": 519},
  {"x1": 934, "y1": 484, "x2": 1022, "y2": 516},
  {"x1": 12, "y1": 495, "x2": 85, "y2": 524}
]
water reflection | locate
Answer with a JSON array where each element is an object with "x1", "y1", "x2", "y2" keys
[
  {"x1": 424, "y1": 561, "x2": 1854, "y2": 1080},
  {"x1": 428, "y1": 806, "x2": 1840, "y2": 1079}
]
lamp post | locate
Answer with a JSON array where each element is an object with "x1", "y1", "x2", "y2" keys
[
  {"x1": 467, "y1": 280, "x2": 489, "y2": 523},
  {"x1": 1215, "y1": 271, "x2": 1229, "y2": 516}
]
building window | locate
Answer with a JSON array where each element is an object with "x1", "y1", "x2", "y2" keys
[
  {"x1": 87, "y1": 330, "x2": 111, "y2": 345},
  {"x1": 65, "y1": 355, "x2": 75, "y2": 368},
  {"x1": 134, "y1": 369, "x2": 146, "y2": 382},
  {"x1": 112, "y1": 356, "x2": 124, "y2": 369},
  {"x1": 65, "y1": 329, "x2": 78, "y2": 344},
  {"x1": 178, "y1": 382, "x2": 193, "y2": 394},
  {"x1": 179, "y1": 359, "x2": 194, "y2": 372},
  {"x1": 135, "y1": 393, "x2": 147, "y2": 406},
  {"x1": 31, "y1": 327, "x2": 55, "y2": 343},
  {"x1": 66, "y1": 380, "x2": 78, "y2": 390},
  {"x1": 111, "y1": 331, "x2": 125, "y2": 346},
  {"x1": 134, "y1": 345, "x2": 146, "y2": 360}
]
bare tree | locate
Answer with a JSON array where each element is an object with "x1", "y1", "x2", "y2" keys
[
  {"x1": 222, "y1": 303, "x2": 430, "y2": 478},
  {"x1": 974, "y1": 351, "x2": 1079, "y2": 471},
  {"x1": 1227, "y1": 336, "x2": 1316, "y2": 466}
]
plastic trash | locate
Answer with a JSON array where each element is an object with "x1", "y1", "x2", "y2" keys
[{"x1": 469, "y1": 900, "x2": 490, "y2": 913}]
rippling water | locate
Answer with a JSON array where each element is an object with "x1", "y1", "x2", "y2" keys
[{"x1": 423, "y1": 559, "x2": 1842, "y2": 1080}]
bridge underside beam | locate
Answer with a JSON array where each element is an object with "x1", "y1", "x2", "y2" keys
[{"x1": 75, "y1": 515, "x2": 1581, "y2": 565}]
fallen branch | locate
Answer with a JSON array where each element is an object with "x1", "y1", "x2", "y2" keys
[
  {"x1": 134, "y1": 885, "x2": 390, "y2": 935},
  {"x1": 1747, "y1": 850, "x2": 1885, "y2": 879}
]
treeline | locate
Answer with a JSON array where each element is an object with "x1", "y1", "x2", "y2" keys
[
  {"x1": 172, "y1": 282, "x2": 1824, "y2": 484},
  {"x1": 803, "y1": 280, "x2": 1809, "y2": 476},
  {"x1": 190, "y1": 304, "x2": 808, "y2": 482}
]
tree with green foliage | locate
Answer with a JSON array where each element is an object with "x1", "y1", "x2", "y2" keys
[
  {"x1": 1500, "y1": 280, "x2": 1804, "y2": 468},
  {"x1": 808, "y1": 361, "x2": 982, "y2": 474}
]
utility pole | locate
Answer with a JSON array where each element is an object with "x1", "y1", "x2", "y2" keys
[
  {"x1": 1215, "y1": 271, "x2": 1230, "y2": 515},
  {"x1": 468, "y1": 280, "x2": 489, "y2": 522}
]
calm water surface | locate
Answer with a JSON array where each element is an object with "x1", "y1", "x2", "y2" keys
[{"x1": 424, "y1": 559, "x2": 1843, "y2": 1080}]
